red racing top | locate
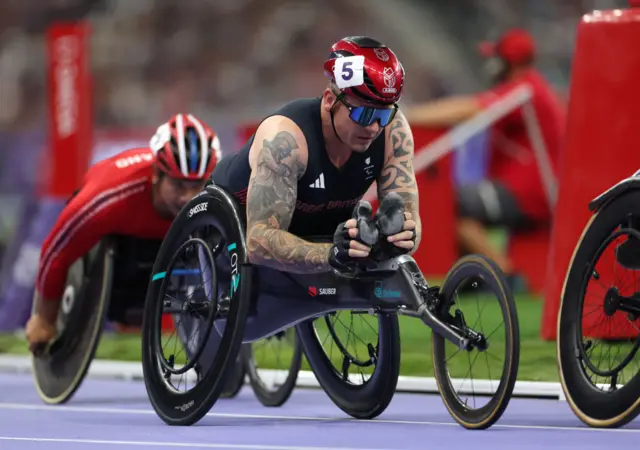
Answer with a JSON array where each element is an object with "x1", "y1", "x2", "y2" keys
[{"x1": 36, "y1": 147, "x2": 174, "y2": 301}]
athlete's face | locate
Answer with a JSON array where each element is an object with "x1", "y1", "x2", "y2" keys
[
  {"x1": 324, "y1": 90, "x2": 391, "y2": 153},
  {"x1": 155, "y1": 174, "x2": 206, "y2": 217},
  {"x1": 483, "y1": 57, "x2": 510, "y2": 85}
]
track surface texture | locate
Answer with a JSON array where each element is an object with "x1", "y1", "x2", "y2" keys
[{"x1": 0, "y1": 373, "x2": 638, "y2": 449}]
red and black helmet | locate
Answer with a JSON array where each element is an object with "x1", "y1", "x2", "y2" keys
[
  {"x1": 150, "y1": 113, "x2": 221, "y2": 181},
  {"x1": 324, "y1": 36, "x2": 405, "y2": 105}
]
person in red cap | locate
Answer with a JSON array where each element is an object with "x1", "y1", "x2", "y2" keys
[{"x1": 406, "y1": 28, "x2": 566, "y2": 285}]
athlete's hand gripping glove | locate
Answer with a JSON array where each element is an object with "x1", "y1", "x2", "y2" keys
[
  {"x1": 329, "y1": 201, "x2": 379, "y2": 272},
  {"x1": 373, "y1": 192, "x2": 415, "y2": 259}
]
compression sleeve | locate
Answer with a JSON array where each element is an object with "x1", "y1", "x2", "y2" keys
[{"x1": 35, "y1": 178, "x2": 147, "y2": 301}]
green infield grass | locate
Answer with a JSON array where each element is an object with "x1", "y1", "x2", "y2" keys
[{"x1": 0, "y1": 293, "x2": 560, "y2": 382}]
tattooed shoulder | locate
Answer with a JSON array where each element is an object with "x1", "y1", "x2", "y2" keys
[
  {"x1": 253, "y1": 131, "x2": 306, "y2": 180},
  {"x1": 247, "y1": 128, "x2": 307, "y2": 231}
]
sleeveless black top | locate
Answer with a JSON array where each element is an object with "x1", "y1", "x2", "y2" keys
[{"x1": 211, "y1": 98, "x2": 386, "y2": 237}]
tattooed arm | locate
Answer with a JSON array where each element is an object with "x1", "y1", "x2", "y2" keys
[
  {"x1": 245, "y1": 117, "x2": 333, "y2": 273},
  {"x1": 377, "y1": 110, "x2": 422, "y2": 252}
]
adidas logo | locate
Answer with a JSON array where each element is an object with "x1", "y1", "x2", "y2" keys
[{"x1": 309, "y1": 173, "x2": 325, "y2": 189}]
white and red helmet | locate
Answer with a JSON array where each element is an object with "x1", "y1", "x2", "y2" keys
[{"x1": 150, "y1": 113, "x2": 221, "y2": 180}]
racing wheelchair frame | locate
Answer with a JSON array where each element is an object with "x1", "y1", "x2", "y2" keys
[
  {"x1": 30, "y1": 234, "x2": 278, "y2": 406},
  {"x1": 557, "y1": 172, "x2": 640, "y2": 428},
  {"x1": 140, "y1": 183, "x2": 521, "y2": 430}
]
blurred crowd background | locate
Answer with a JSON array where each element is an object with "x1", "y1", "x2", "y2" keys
[
  {"x1": 0, "y1": 0, "x2": 628, "y2": 131},
  {"x1": 0, "y1": 0, "x2": 630, "y2": 308}
]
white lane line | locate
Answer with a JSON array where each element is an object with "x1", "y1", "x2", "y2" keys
[
  {"x1": 0, "y1": 402, "x2": 638, "y2": 434},
  {"x1": 0, "y1": 437, "x2": 392, "y2": 450}
]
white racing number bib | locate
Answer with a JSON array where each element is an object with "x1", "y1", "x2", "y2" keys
[{"x1": 333, "y1": 55, "x2": 365, "y2": 90}]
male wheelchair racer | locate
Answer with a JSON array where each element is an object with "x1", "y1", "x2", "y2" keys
[
  {"x1": 140, "y1": 182, "x2": 521, "y2": 430},
  {"x1": 29, "y1": 232, "x2": 301, "y2": 407},
  {"x1": 557, "y1": 170, "x2": 640, "y2": 429}
]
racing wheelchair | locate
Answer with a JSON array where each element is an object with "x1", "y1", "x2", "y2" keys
[
  {"x1": 140, "y1": 183, "x2": 521, "y2": 430},
  {"x1": 558, "y1": 171, "x2": 640, "y2": 428},
  {"x1": 29, "y1": 233, "x2": 299, "y2": 406}
]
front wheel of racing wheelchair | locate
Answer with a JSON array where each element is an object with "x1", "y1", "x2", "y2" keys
[
  {"x1": 31, "y1": 233, "x2": 170, "y2": 404},
  {"x1": 141, "y1": 184, "x2": 520, "y2": 429},
  {"x1": 31, "y1": 239, "x2": 115, "y2": 405},
  {"x1": 558, "y1": 179, "x2": 640, "y2": 428}
]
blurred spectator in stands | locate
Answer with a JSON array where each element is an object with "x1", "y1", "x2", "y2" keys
[{"x1": 406, "y1": 28, "x2": 566, "y2": 284}]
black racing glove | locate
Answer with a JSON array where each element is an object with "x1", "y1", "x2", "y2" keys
[
  {"x1": 328, "y1": 222, "x2": 354, "y2": 272},
  {"x1": 329, "y1": 201, "x2": 379, "y2": 272}
]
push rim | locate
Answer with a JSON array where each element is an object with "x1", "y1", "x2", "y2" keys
[{"x1": 153, "y1": 237, "x2": 218, "y2": 384}]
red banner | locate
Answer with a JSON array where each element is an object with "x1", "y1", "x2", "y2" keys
[
  {"x1": 542, "y1": 8, "x2": 640, "y2": 339},
  {"x1": 44, "y1": 22, "x2": 92, "y2": 198}
]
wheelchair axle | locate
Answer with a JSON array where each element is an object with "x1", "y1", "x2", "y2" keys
[
  {"x1": 163, "y1": 293, "x2": 230, "y2": 320},
  {"x1": 163, "y1": 299, "x2": 213, "y2": 319},
  {"x1": 604, "y1": 287, "x2": 640, "y2": 319}
]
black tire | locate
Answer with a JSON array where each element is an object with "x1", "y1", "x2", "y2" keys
[
  {"x1": 432, "y1": 254, "x2": 520, "y2": 430},
  {"x1": 32, "y1": 241, "x2": 114, "y2": 404},
  {"x1": 220, "y1": 354, "x2": 247, "y2": 399},
  {"x1": 296, "y1": 311, "x2": 400, "y2": 419},
  {"x1": 243, "y1": 328, "x2": 302, "y2": 407},
  {"x1": 141, "y1": 186, "x2": 253, "y2": 426},
  {"x1": 558, "y1": 190, "x2": 640, "y2": 428}
]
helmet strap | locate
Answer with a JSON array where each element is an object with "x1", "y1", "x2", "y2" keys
[{"x1": 329, "y1": 98, "x2": 346, "y2": 145}]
